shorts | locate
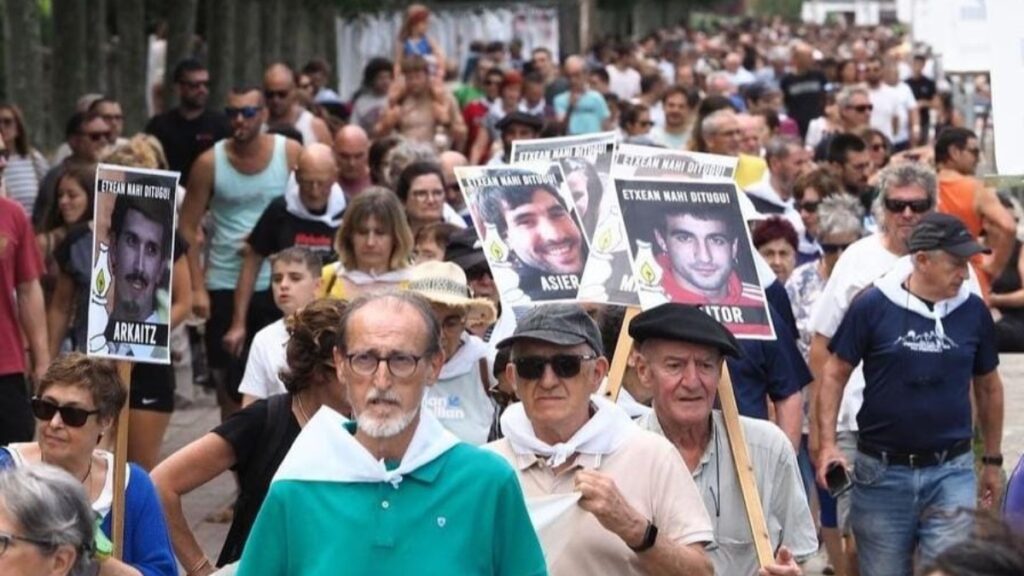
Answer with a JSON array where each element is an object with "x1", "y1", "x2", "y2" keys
[
  {"x1": 204, "y1": 289, "x2": 281, "y2": 398},
  {"x1": 0, "y1": 373, "x2": 34, "y2": 444},
  {"x1": 129, "y1": 363, "x2": 175, "y2": 413}
]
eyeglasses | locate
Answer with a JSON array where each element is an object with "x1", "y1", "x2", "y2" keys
[
  {"x1": 0, "y1": 117, "x2": 15, "y2": 126},
  {"x1": 80, "y1": 131, "x2": 111, "y2": 142},
  {"x1": 797, "y1": 200, "x2": 820, "y2": 213},
  {"x1": 847, "y1": 104, "x2": 874, "y2": 113},
  {"x1": 345, "y1": 352, "x2": 423, "y2": 378},
  {"x1": 512, "y1": 354, "x2": 597, "y2": 380},
  {"x1": 224, "y1": 105, "x2": 263, "y2": 119},
  {"x1": 884, "y1": 197, "x2": 932, "y2": 214},
  {"x1": 180, "y1": 79, "x2": 209, "y2": 89},
  {"x1": 821, "y1": 242, "x2": 854, "y2": 254},
  {"x1": 264, "y1": 89, "x2": 290, "y2": 100},
  {"x1": 30, "y1": 397, "x2": 100, "y2": 428},
  {"x1": 0, "y1": 530, "x2": 54, "y2": 556}
]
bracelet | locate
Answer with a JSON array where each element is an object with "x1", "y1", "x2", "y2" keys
[
  {"x1": 187, "y1": 556, "x2": 212, "y2": 576},
  {"x1": 981, "y1": 454, "x2": 1004, "y2": 467}
]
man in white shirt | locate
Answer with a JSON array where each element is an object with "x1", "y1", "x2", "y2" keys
[
  {"x1": 864, "y1": 57, "x2": 905, "y2": 144},
  {"x1": 239, "y1": 247, "x2": 322, "y2": 406},
  {"x1": 883, "y1": 61, "x2": 920, "y2": 152},
  {"x1": 606, "y1": 44, "x2": 642, "y2": 101}
]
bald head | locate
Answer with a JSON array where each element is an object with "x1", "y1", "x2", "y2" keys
[
  {"x1": 299, "y1": 143, "x2": 337, "y2": 173},
  {"x1": 334, "y1": 124, "x2": 370, "y2": 183},
  {"x1": 565, "y1": 55, "x2": 587, "y2": 91},
  {"x1": 264, "y1": 63, "x2": 297, "y2": 119},
  {"x1": 439, "y1": 151, "x2": 468, "y2": 208},
  {"x1": 296, "y1": 143, "x2": 338, "y2": 211}
]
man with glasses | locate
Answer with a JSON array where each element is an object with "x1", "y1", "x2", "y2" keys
[
  {"x1": 237, "y1": 292, "x2": 546, "y2": 575},
  {"x1": 409, "y1": 261, "x2": 497, "y2": 445},
  {"x1": 180, "y1": 85, "x2": 302, "y2": 421},
  {"x1": 700, "y1": 110, "x2": 742, "y2": 157},
  {"x1": 806, "y1": 164, "x2": 981, "y2": 566},
  {"x1": 487, "y1": 303, "x2": 713, "y2": 576},
  {"x1": 263, "y1": 63, "x2": 332, "y2": 146},
  {"x1": 817, "y1": 212, "x2": 1004, "y2": 575},
  {"x1": 333, "y1": 125, "x2": 372, "y2": 201},
  {"x1": 145, "y1": 58, "x2": 231, "y2": 182},
  {"x1": 632, "y1": 303, "x2": 816, "y2": 576},
  {"x1": 87, "y1": 97, "x2": 127, "y2": 147},
  {"x1": 813, "y1": 86, "x2": 872, "y2": 162},
  {"x1": 935, "y1": 127, "x2": 1016, "y2": 298},
  {"x1": 33, "y1": 111, "x2": 110, "y2": 229}
]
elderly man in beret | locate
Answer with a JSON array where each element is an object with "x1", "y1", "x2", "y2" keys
[
  {"x1": 632, "y1": 303, "x2": 817, "y2": 576},
  {"x1": 487, "y1": 303, "x2": 714, "y2": 576}
]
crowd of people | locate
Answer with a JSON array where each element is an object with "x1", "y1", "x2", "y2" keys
[{"x1": 2, "y1": 5, "x2": 1024, "y2": 576}]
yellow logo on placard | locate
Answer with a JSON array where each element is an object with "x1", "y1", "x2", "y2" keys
[
  {"x1": 640, "y1": 262, "x2": 656, "y2": 285},
  {"x1": 596, "y1": 226, "x2": 614, "y2": 252},
  {"x1": 95, "y1": 269, "x2": 107, "y2": 294},
  {"x1": 488, "y1": 241, "x2": 506, "y2": 261}
]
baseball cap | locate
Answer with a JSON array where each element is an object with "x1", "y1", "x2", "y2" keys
[
  {"x1": 907, "y1": 212, "x2": 991, "y2": 258},
  {"x1": 496, "y1": 303, "x2": 604, "y2": 356}
]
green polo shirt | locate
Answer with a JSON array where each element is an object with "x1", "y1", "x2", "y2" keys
[{"x1": 237, "y1": 435, "x2": 547, "y2": 576}]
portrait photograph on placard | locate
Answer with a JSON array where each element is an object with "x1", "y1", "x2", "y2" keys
[
  {"x1": 87, "y1": 163, "x2": 180, "y2": 364},
  {"x1": 455, "y1": 162, "x2": 589, "y2": 306},
  {"x1": 614, "y1": 176, "x2": 775, "y2": 339}
]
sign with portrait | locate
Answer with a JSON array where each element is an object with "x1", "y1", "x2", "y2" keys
[
  {"x1": 455, "y1": 162, "x2": 589, "y2": 306},
  {"x1": 87, "y1": 164, "x2": 180, "y2": 364},
  {"x1": 614, "y1": 176, "x2": 775, "y2": 339}
]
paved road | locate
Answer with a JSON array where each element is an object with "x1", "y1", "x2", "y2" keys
[{"x1": 163, "y1": 355, "x2": 1024, "y2": 575}]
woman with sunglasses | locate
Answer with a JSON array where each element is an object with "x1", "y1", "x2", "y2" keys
[
  {"x1": 792, "y1": 168, "x2": 843, "y2": 263},
  {"x1": 0, "y1": 353, "x2": 177, "y2": 576},
  {"x1": 784, "y1": 194, "x2": 863, "y2": 576},
  {"x1": 151, "y1": 299, "x2": 350, "y2": 574},
  {"x1": 0, "y1": 103, "x2": 49, "y2": 216},
  {"x1": 0, "y1": 464, "x2": 95, "y2": 576}
]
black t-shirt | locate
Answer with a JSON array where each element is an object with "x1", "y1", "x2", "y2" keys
[
  {"x1": 144, "y1": 108, "x2": 231, "y2": 182},
  {"x1": 905, "y1": 76, "x2": 937, "y2": 129},
  {"x1": 212, "y1": 397, "x2": 301, "y2": 565},
  {"x1": 247, "y1": 196, "x2": 340, "y2": 264},
  {"x1": 780, "y1": 70, "x2": 828, "y2": 138}
]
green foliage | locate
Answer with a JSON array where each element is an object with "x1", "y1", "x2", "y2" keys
[{"x1": 750, "y1": 0, "x2": 802, "y2": 19}]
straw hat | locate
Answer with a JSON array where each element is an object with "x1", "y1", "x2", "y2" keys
[{"x1": 407, "y1": 261, "x2": 497, "y2": 325}]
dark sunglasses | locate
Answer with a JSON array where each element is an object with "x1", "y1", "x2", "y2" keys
[
  {"x1": 30, "y1": 397, "x2": 100, "y2": 428},
  {"x1": 884, "y1": 197, "x2": 931, "y2": 214},
  {"x1": 225, "y1": 105, "x2": 263, "y2": 119},
  {"x1": 513, "y1": 354, "x2": 597, "y2": 380},
  {"x1": 847, "y1": 104, "x2": 873, "y2": 113},
  {"x1": 797, "y1": 200, "x2": 820, "y2": 213},
  {"x1": 264, "y1": 89, "x2": 290, "y2": 100},
  {"x1": 821, "y1": 242, "x2": 854, "y2": 254},
  {"x1": 81, "y1": 131, "x2": 110, "y2": 142}
]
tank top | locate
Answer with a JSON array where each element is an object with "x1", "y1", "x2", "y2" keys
[
  {"x1": 293, "y1": 109, "x2": 317, "y2": 145},
  {"x1": 208, "y1": 135, "x2": 289, "y2": 290},
  {"x1": 938, "y1": 172, "x2": 990, "y2": 298}
]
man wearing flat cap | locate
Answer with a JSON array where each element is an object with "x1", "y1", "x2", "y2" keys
[
  {"x1": 488, "y1": 111, "x2": 544, "y2": 167},
  {"x1": 487, "y1": 303, "x2": 714, "y2": 576},
  {"x1": 632, "y1": 303, "x2": 817, "y2": 576},
  {"x1": 817, "y1": 212, "x2": 1004, "y2": 575}
]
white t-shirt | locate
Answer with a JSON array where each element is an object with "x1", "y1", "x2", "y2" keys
[
  {"x1": 868, "y1": 84, "x2": 904, "y2": 141},
  {"x1": 606, "y1": 65, "x2": 641, "y2": 101},
  {"x1": 238, "y1": 318, "x2": 289, "y2": 400},
  {"x1": 891, "y1": 82, "x2": 918, "y2": 144},
  {"x1": 423, "y1": 333, "x2": 495, "y2": 445}
]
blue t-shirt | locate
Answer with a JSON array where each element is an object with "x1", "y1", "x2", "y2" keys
[
  {"x1": 553, "y1": 90, "x2": 610, "y2": 135},
  {"x1": 727, "y1": 303, "x2": 811, "y2": 420},
  {"x1": 829, "y1": 287, "x2": 998, "y2": 452}
]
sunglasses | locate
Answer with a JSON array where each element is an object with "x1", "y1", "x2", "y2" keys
[
  {"x1": 264, "y1": 89, "x2": 290, "y2": 100},
  {"x1": 180, "y1": 79, "x2": 209, "y2": 89},
  {"x1": 884, "y1": 197, "x2": 932, "y2": 214},
  {"x1": 0, "y1": 117, "x2": 14, "y2": 126},
  {"x1": 513, "y1": 354, "x2": 597, "y2": 380},
  {"x1": 797, "y1": 200, "x2": 820, "y2": 213},
  {"x1": 225, "y1": 105, "x2": 263, "y2": 119},
  {"x1": 81, "y1": 131, "x2": 110, "y2": 142},
  {"x1": 821, "y1": 242, "x2": 854, "y2": 254},
  {"x1": 847, "y1": 104, "x2": 874, "y2": 113},
  {"x1": 30, "y1": 397, "x2": 100, "y2": 428}
]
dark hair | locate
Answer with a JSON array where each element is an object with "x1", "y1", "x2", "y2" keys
[
  {"x1": 620, "y1": 102, "x2": 649, "y2": 129},
  {"x1": 279, "y1": 299, "x2": 347, "y2": 394},
  {"x1": 269, "y1": 246, "x2": 321, "y2": 278},
  {"x1": 792, "y1": 168, "x2": 842, "y2": 203},
  {"x1": 827, "y1": 133, "x2": 867, "y2": 165},
  {"x1": 523, "y1": 71, "x2": 545, "y2": 86},
  {"x1": 935, "y1": 127, "x2": 977, "y2": 164},
  {"x1": 65, "y1": 111, "x2": 103, "y2": 140},
  {"x1": 477, "y1": 169, "x2": 568, "y2": 239},
  {"x1": 663, "y1": 84, "x2": 700, "y2": 108},
  {"x1": 752, "y1": 216, "x2": 798, "y2": 251},
  {"x1": 485, "y1": 40, "x2": 506, "y2": 53},
  {"x1": 395, "y1": 160, "x2": 445, "y2": 203},
  {"x1": 38, "y1": 353, "x2": 126, "y2": 422},
  {"x1": 415, "y1": 222, "x2": 460, "y2": 251},
  {"x1": 400, "y1": 55, "x2": 429, "y2": 75},
  {"x1": 110, "y1": 192, "x2": 173, "y2": 260},
  {"x1": 0, "y1": 103, "x2": 32, "y2": 156},
  {"x1": 368, "y1": 136, "x2": 402, "y2": 185},
  {"x1": 660, "y1": 201, "x2": 737, "y2": 240},
  {"x1": 173, "y1": 58, "x2": 206, "y2": 84},
  {"x1": 640, "y1": 73, "x2": 663, "y2": 94},
  {"x1": 689, "y1": 95, "x2": 737, "y2": 152},
  {"x1": 921, "y1": 512, "x2": 1024, "y2": 576},
  {"x1": 361, "y1": 57, "x2": 393, "y2": 90},
  {"x1": 42, "y1": 163, "x2": 96, "y2": 232},
  {"x1": 336, "y1": 291, "x2": 442, "y2": 360},
  {"x1": 493, "y1": 347, "x2": 511, "y2": 378},
  {"x1": 302, "y1": 57, "x2": 331, "y2": 77},
  {"x1": 266, "y1": 123, "x2": 304, "y2": 144},
  {"x1": 589, "y1": 67, "x2": 610, "y2": 86}
]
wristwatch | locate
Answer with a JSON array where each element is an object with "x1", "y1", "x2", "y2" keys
[
  {"x1": 981, "y1": 454, "x2": 1004, "y2": 467},
  {"x1": 629, "y1": 521, "x2": 658, "y2": 553}
]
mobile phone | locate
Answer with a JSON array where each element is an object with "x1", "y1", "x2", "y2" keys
[{"x1": 826, "y1": 462, "x2": 852, "y2": 498}]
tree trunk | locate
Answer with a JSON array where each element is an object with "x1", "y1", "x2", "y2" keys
[
  {"x1": 206, "y1": 0, "x2": 235, "y2": 110},
  {"x1": 260, "y1": 0, "x2": 282, "y2": 68},
  {"x1": 85, "y1": 0, "x2": 108, "y2": 95},
  {"x1": 311, "y1": 1, "x2": 338, "y2": 89},
  {"x1": 51, "y1": 0, "x2": 89, "y2": 139},
  {"x1": 115, "y1": 0, "x2": 146, "y2": 134},
  {"x1": 4, "y1": 0, "x2": 46, "y2": 146},
  {"x1": 281, "y1": 0, "x2": 307, "y2": 69},
  {"x1": 162, "y1": 0, "x2": 198, "y2": 111},
  {"x1": 233, "y1": 0, "x2": 262, "y2": 88}
]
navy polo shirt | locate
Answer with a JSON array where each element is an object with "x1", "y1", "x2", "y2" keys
[{"x1": 829, "y1": 287, "x2": 998, "y2": 452}]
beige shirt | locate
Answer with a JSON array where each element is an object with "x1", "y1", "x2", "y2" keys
[
  {"x1": 487, "y1": 427, "x2": 713, "y2": 576},
  {"x1": 639, "y1": 410, "x2": 818, "y2": 576}
]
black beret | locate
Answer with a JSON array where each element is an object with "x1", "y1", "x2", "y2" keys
[{"x1": 628, "y1": 303, "x2": 742, "y2": 357}]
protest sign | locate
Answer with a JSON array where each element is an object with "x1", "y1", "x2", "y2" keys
[
  {"x1": 614, "y1": 176, "x2": 775, "y2": 339},
  {"x1": 455, "y1": 162, "x2": 589, "y2": 306},
  {"x1": 87, "y1": 164, "x2": 180, "y2": 364}
]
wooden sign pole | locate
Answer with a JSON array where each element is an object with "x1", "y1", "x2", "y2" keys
[
  {"x1": 717, "y1": 362, "x2": 774, "y2": 567},
  {"x1": 112, "y1": 361, "x2": 132, "y2": 560},
  {"x1": 605, "y1": 307, "x2": 640, "y2": 402}
]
